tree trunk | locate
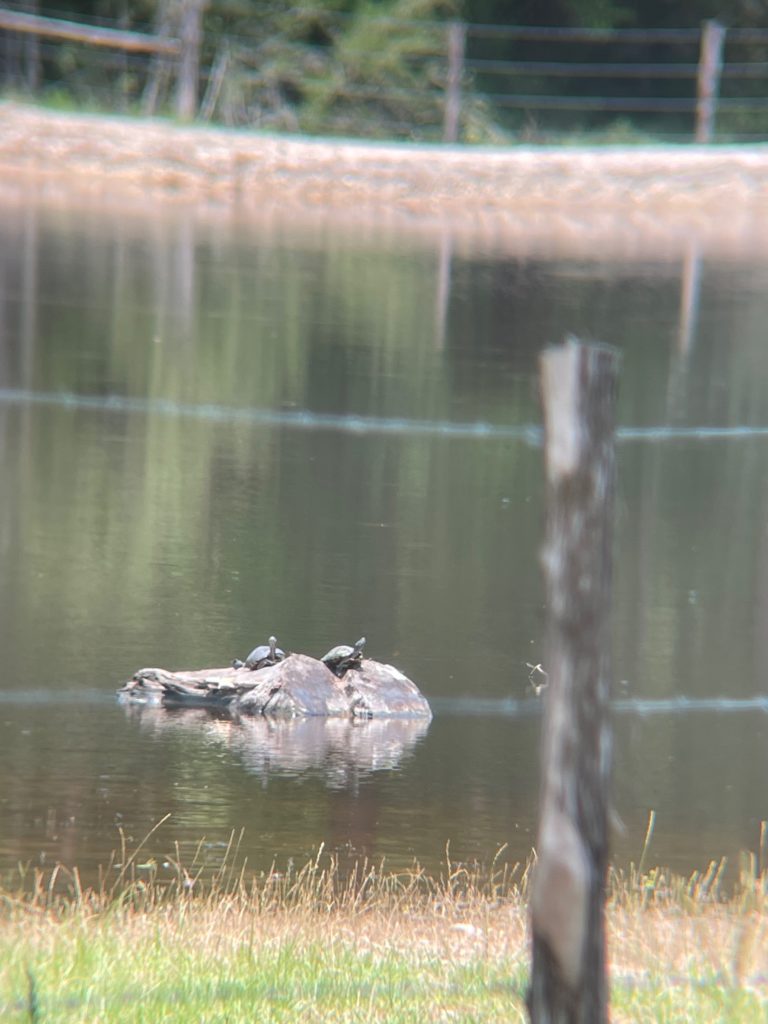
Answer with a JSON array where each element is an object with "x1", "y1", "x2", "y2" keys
[
  {"x1": 200, "y1": 44, "x2": 229, "y2": 122},
  {"x1": 528, "y1": 338, "x2": 618, "y2": 1024}
]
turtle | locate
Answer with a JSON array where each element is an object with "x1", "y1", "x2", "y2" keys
[
  {"x1": 232, "y1": 635, "x2": 285, "y2": 671},
  {"x1": 321, "y1": 636, "x2": 366, "y2": 677}
]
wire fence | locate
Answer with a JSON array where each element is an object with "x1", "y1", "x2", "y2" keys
[
  {"x1": 1, "y1": 3, "x2": 768, "y2": 142},
  {"x1": 463, "y1": 20, "x2": 768, "y2": 141}
]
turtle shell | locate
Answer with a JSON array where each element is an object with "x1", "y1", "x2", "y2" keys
[
  {"x1": 243, "y1": 637, "x2": 285, "y2": 670},
  {"x1": 321, "y1": 644, "x2": 355, "y2": 664},
  {"x1": 321, "y1": 637, "x2": 365, "y2": 674}
]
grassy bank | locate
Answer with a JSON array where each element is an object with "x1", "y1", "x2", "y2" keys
[{"x1": 1, "y1": 836, "x2": 766, "y2": 1023}]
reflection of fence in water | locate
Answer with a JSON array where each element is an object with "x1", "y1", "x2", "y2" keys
[
  {"x1": 8, "y1": 388, "x2": 768, "y2": 444},
  {"x1": 2, "y1": 9, "x2": 768, "y2": 140},
  {"x1": 432, "y1": 695, "x2": 768, "y2": 717}
]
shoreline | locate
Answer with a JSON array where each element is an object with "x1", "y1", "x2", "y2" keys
[
  {"x1": 5, "y1": 101, "x2": 768, "y2": 262},
  {"x1": 4, "y1": 101, "x2": 768, "y2": 218}
]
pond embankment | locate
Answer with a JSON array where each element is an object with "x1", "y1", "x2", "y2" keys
[{"x1": 4, "y1": 101, "x2": 768, "y2": 225}]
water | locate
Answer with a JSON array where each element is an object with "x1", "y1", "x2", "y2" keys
[{"x1": 1, "y1": 191, "x2": 767, "y2": 886}]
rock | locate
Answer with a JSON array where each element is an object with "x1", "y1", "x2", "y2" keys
[
  {"x1": 118, "y1": 653, "x2": 431, "y2": 719},
  {"x1": 339, "y1": 660, "x2": 432, "y2": 718},
  {"x1": 235, "y1": 654, "x2": 351, "y2": 717}
]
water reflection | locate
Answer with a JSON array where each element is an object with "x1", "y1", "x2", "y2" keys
[
  {"x1": 8, "y1": 386, "x2": 768, "y2": 442},
  {"x1": 2, "y1": 190, "x2": 768, "y2": 882},
  {"x1": 122, "y1": 705, "x2": 431, "y2": 787},
  {"x1": 676, "y1": 241, "x2": 702, "y2": 358}
]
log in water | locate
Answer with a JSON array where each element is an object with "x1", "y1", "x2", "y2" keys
[{"x1": 117, "y1": 653, "x2": 432, "y2": 719}]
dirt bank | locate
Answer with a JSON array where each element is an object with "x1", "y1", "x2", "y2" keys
[
  {"x1": 4, "y1": 101, "x2": 768, "y2": 217},
  {"x1": 6, "y1": 101, "x2": 768, "y2": 261}
]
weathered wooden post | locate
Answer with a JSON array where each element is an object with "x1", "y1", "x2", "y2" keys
[
  {"x1": 695, "y1": 19, "x2": 726, "y2": 143},
  {"x1": 21, "y1": 0, "x2": 41, "y2": 92},
  {"x1": 528, "y1": 339, "x2": 618, "y2": 1024},
  {"x1": 175, "y1": 0, "x2": 206, "y2": 121},
  {"x1": 443, "y1": 21, "x2": 466, "y2": 143}
]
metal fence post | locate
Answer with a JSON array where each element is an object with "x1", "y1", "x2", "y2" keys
[
  {"x1": 695, "y1": 19, "x2": 726, "y2": 143},
  {"x1": 443, "y1": 20, "x2": 466, "y2": 143}
]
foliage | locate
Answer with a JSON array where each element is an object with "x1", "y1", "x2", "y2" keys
[
  {"x1": 298, "y1": 0, "x2": 456, "y2": 138},
  {"x1": 192, "y1": 0, "x2": 463, "y2": 137},
  {"x1": 2, "y1": 0, "x2": 768, "y2": 144}
]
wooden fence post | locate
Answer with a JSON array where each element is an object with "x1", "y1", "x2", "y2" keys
[
  {"x1": 175, "y1": 0, "x2": 205, "y2": 121},
  {"x1": 528, "y1": 339, "x2": 618, "y2": 1024},
  {"x1": 21, "y1": 0, "x2": 41, "y2": 91},
  {"x1": 443, "y1": 20, "x2": 466, "y2": 143},
  {"x1": 695, "y1": 19, "x2": 726, "y2": 143}
]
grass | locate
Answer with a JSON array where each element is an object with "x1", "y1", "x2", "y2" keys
[{"x1": 0, "y1": 829, "x2": 766, "y2": 1023}]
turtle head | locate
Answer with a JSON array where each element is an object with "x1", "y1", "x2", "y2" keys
[{"x1": 354, "y1": 637, "x2": 366, "y2": 653}]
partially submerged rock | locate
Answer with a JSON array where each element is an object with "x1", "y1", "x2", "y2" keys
[
  {"x1": 118, "y1": 652, "x2": 431, "y2": 719},
  {"x1": 340, "y1": 660, "x2": 433, "y2": 718}
]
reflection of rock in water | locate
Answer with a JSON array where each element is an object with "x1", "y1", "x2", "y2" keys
[{"x1": 121, "y1": 704, "x2": 430, "y2": 787}]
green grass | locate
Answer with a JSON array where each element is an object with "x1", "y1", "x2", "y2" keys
[
  {"x1": 9, "y1": 936, "x2": 527, "y2": 1023},
  {"x1": 0, "y1": 835, "x2": 766, "y2": 1022}
]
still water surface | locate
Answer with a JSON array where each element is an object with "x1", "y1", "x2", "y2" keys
[{"x1": 1, "y1": 194, "x2": 767, "y2": 885}]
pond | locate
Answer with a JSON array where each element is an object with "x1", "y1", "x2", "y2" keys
[{"x1": 1, "y1": 190, "x2": 767, "y2": 887}]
